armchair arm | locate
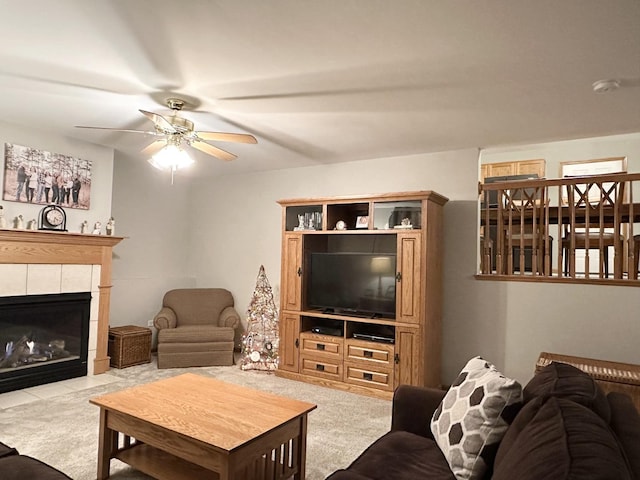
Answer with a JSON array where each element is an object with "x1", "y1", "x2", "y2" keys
[
  {"x1": 219, "y1": 306, "x2": 241, "y2": 329},
  {"x1": 391, "y1": 384, "x2": 447, "y2": 439},
  {"x1": 153, "y1": 307, "x2": 177, "y2": 330}
]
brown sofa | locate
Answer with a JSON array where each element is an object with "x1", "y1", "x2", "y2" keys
[
  {"x1": 153, "y1": 288, "x2": 241, "y2": 369},
  {"x1": 327, "y1": 362, "x2": 640, "y2": 480},
  {"x1": 0, "y1": 441, "x2": 70, "y2": 479}
]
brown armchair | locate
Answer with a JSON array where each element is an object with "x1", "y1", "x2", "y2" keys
[{"x1": 153, "y1": 288, "x2": 241, "y2": 369}]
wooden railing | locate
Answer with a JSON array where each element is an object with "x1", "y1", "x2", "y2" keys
[{"x1": 478, "y1": 172, "x2": 640, "y2": 284}]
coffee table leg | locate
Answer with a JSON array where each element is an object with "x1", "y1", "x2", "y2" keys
[
  {"x1": 295, "y1": 414, "x2": 309, "y2": 480},
  {"x1": 97, "y1": 409, "x2": 116, "y2": 479}
]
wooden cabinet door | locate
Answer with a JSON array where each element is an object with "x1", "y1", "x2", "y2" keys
[
  {"x1": 486, "y1": 162, "x2": 515, "y2": 178},
  {"x1": 279, "y1": 313, "x2": 300, "y2": 373},
  {"x1": 282, "y1": 234, "x2": 302, "y2": 311},
  {"x1": 394, "y1": 326, "x2": 421, "y2": 387},
  {"x1": 396, "y1": 233, "x2": 421, "y2": 323},
  {"x1": 481, "y1": 159, "x2": 546, "y2": 181},
  {"x1": 515, "y1": 159, "x2": 545, "y2": 177}
]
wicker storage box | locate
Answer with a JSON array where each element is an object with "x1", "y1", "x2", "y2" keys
[{"x1": 108, "y1": 326, "x2": 152, "y2": 368}]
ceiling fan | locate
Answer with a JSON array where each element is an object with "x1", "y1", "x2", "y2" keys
[{"x1": 76, "y1": 97, "x2": 257, "y2": 162}]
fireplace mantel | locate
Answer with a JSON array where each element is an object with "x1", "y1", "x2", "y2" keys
[{"x1": 0, "y1": 229, "x2": 123, "y2": 374}]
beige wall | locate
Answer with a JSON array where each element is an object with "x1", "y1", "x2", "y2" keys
[
  {"x1": 109, "y1": 152, "x2": 195, "y2": 336},
  {"x1": 108, "y1": 133, "x2": 640, "y2": 385}
]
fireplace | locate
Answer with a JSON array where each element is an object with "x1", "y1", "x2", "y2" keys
[{"x1": 0, "y1": 292, "x2": 91, "y2": 393}]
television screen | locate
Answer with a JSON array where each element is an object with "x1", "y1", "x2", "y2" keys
[{"x1": 307, "y1": 252, "x2": 397, "y2": 318}]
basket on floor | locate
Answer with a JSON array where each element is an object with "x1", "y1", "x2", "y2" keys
[{"x1": 108, "y1": 326, "x2": 152, "y2": 368}]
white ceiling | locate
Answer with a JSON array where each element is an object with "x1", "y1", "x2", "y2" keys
[{"x1": 1, "y1": 0, "x2": 639, "y2": 177}]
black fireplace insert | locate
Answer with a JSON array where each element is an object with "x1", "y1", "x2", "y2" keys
[{"x1": 0, "y1": 292, "x2": 91, "y2": 393}]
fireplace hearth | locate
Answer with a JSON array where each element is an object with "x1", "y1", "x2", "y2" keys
[{"x1": 0, "y1": 292, "x2": 91, "y2": 393}]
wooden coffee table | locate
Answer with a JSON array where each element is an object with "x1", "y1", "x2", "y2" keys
[{"x1": 90, "y1": 373, "x2": 317, "y2": 480}]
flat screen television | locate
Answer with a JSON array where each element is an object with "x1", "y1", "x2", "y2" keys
[{"x1": 307, "y1": 252, "x2": 397, "y2": 318}]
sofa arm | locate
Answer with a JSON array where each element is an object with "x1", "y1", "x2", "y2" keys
[
  {"x1": 153, "y1": 307, "x2": 177, "y2": 330},
  {"x1": 219, "y1": 306, "x2": 241, "y2": 329},
  {"x1": 391, "y1": 384, "x2": 446, "y2": 439},
  {"x1": 608, "y1": 392, "x2": 640, "y2": 479}
]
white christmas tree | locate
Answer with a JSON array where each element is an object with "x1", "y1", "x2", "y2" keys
[{"x1": 239, "y1": 265, "x2": 279, "y2": 371}]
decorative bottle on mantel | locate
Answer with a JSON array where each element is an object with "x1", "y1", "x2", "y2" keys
[
  {"x1": 14, "y1": 215, "x2": 23, "y2": 229},
  {"x1": 105, "y1": 217, "x2": 115, "y2": 236},
  {"x1": 0, "y1": 205, "x2": 6, "y2": 229}
]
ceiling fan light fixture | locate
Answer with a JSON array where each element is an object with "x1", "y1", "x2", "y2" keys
[{"x1": 148, "y1": 144, "x2": 194, "y2": 171}]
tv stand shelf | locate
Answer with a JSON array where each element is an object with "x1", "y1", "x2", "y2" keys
[
  {"x1": 301, "y1": 310, "x2": 397, "y2": 326},
  {"x1": 277, "y1": 191, "x2": 448, "y2": 399}
]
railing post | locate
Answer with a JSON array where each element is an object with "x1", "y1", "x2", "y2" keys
[
  {"x1": 543, "y1": 187, "x2": 551, "y2": 275},
  {"x1": 568, "y1": 186, "x2": 576, "y2": 277},
  {"x1": 629, "y1": 183, "x2": 636, "y2": 279},
  {"x1": 557, "y1": 185, "x2": 564, "y2": 277},
  {"x1": 496, "y1": 189, "x2": 504, "y2": 275}
]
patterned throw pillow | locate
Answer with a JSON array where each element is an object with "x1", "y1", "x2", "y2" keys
[{"x1": 431, "y1": 356, "x2": 522, "y2": 480}]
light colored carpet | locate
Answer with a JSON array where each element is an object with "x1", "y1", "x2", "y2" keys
[{"x1": 0, "y1": 357, "x2": 391, "y2": 479}]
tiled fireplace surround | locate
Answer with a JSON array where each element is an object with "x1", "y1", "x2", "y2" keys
[{"x1": 0, "y1": 230, "x2": 122, "y2": 378}]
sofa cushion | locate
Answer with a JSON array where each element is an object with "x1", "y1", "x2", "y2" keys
[
  {"x1": 157, "y1": 325, "x2": 235, "y2": 343},
  {"x1": 391, "y1": 385, "x2": 446, "y2": 438},
  {"x1": 430, "y1": 356, "x2": 522, "y2": 480},
  {"x1": 163, "y1": 288, "x2": 234, "y2": 326},
  {"x1": 0, "y1": 455, "x2": 72, "y2": 479},
  {"x1": 523, "y1": 361, "x2": 610, "y2": 421},
  {"x1": 492, "y1": 396, "x2": 631, "y2": 480},
  {"x1": 342, "y1": 431, "x2": 455, "y2": 480},
  {"x1": 0, "y1": 441, "x2": 18, "y2": 458}
]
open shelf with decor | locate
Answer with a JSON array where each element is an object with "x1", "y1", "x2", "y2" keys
[{"x1": 277, "y1": 191, "x2": 448, "y2": 399}]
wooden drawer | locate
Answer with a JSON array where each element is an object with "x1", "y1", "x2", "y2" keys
[
  {"x1": 345, "y1": 363, "x2": 394, "y2": 391},
  {"x1": 300, "y1": 332, "x2": 343, "y2": 360},
  {"x1": 345, "y1": 339, "x2": 394, "y2": 368},
  {"x1": 300, "y1": 355, "x2": 343, "y2": 381}
]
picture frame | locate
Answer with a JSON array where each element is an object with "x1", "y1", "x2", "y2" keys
[
  {"x1": 355, "y1": 216, "x2": 369, "y2": 229},
  {"x1": 2, "y1": 143, "x2": 92, "y2": 210}
]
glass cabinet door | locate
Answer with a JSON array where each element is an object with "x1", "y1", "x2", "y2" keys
[
  {"x1": 285, "y1": 205, "x2": 323, "y2": 231},
  {"x1": 372, "y1": 200, "x2": 422, "y2": 230}
]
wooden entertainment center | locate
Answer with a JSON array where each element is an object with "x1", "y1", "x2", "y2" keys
[{"x1": 276, "y1": 191, "x2": 448, "y2": 399}]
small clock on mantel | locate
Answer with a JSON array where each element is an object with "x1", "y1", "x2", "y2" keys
[{"x1": 38, "y1": 205, "x2": 67, "y2": 231}]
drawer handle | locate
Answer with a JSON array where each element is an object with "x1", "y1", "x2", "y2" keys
[
  {"x1": 363, "y1": 372, "x2": 373, "y2": 381},
  {"x1": 316, "y1": 344, "x2": 325, "y2": 351},
  {"x1": 316, "y1": 364, "x2": 325, "y2": 372},
  {"x1": 363, "y1": 350, "x2": 373, "y2": 358}
]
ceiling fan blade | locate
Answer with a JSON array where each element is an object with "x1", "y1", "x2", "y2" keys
[
  {"x1": 619, "y1": 77, "x2": 640, "y2": 88},
  {"x1": 190, "y1": 141, "x2": 237, "y2": 162},
  {"x1": 140, "y1": 140, "x2": 167, "y2": 157},
  {"x1": 195, "y1": 131, "x2": 257, "y2": 144},
  {"x1": 75, "y1": 125, "x2": 158, "y2": 135},
  {"x1": 139, "y1": 109, "x2": 176, "y2": 132}
]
